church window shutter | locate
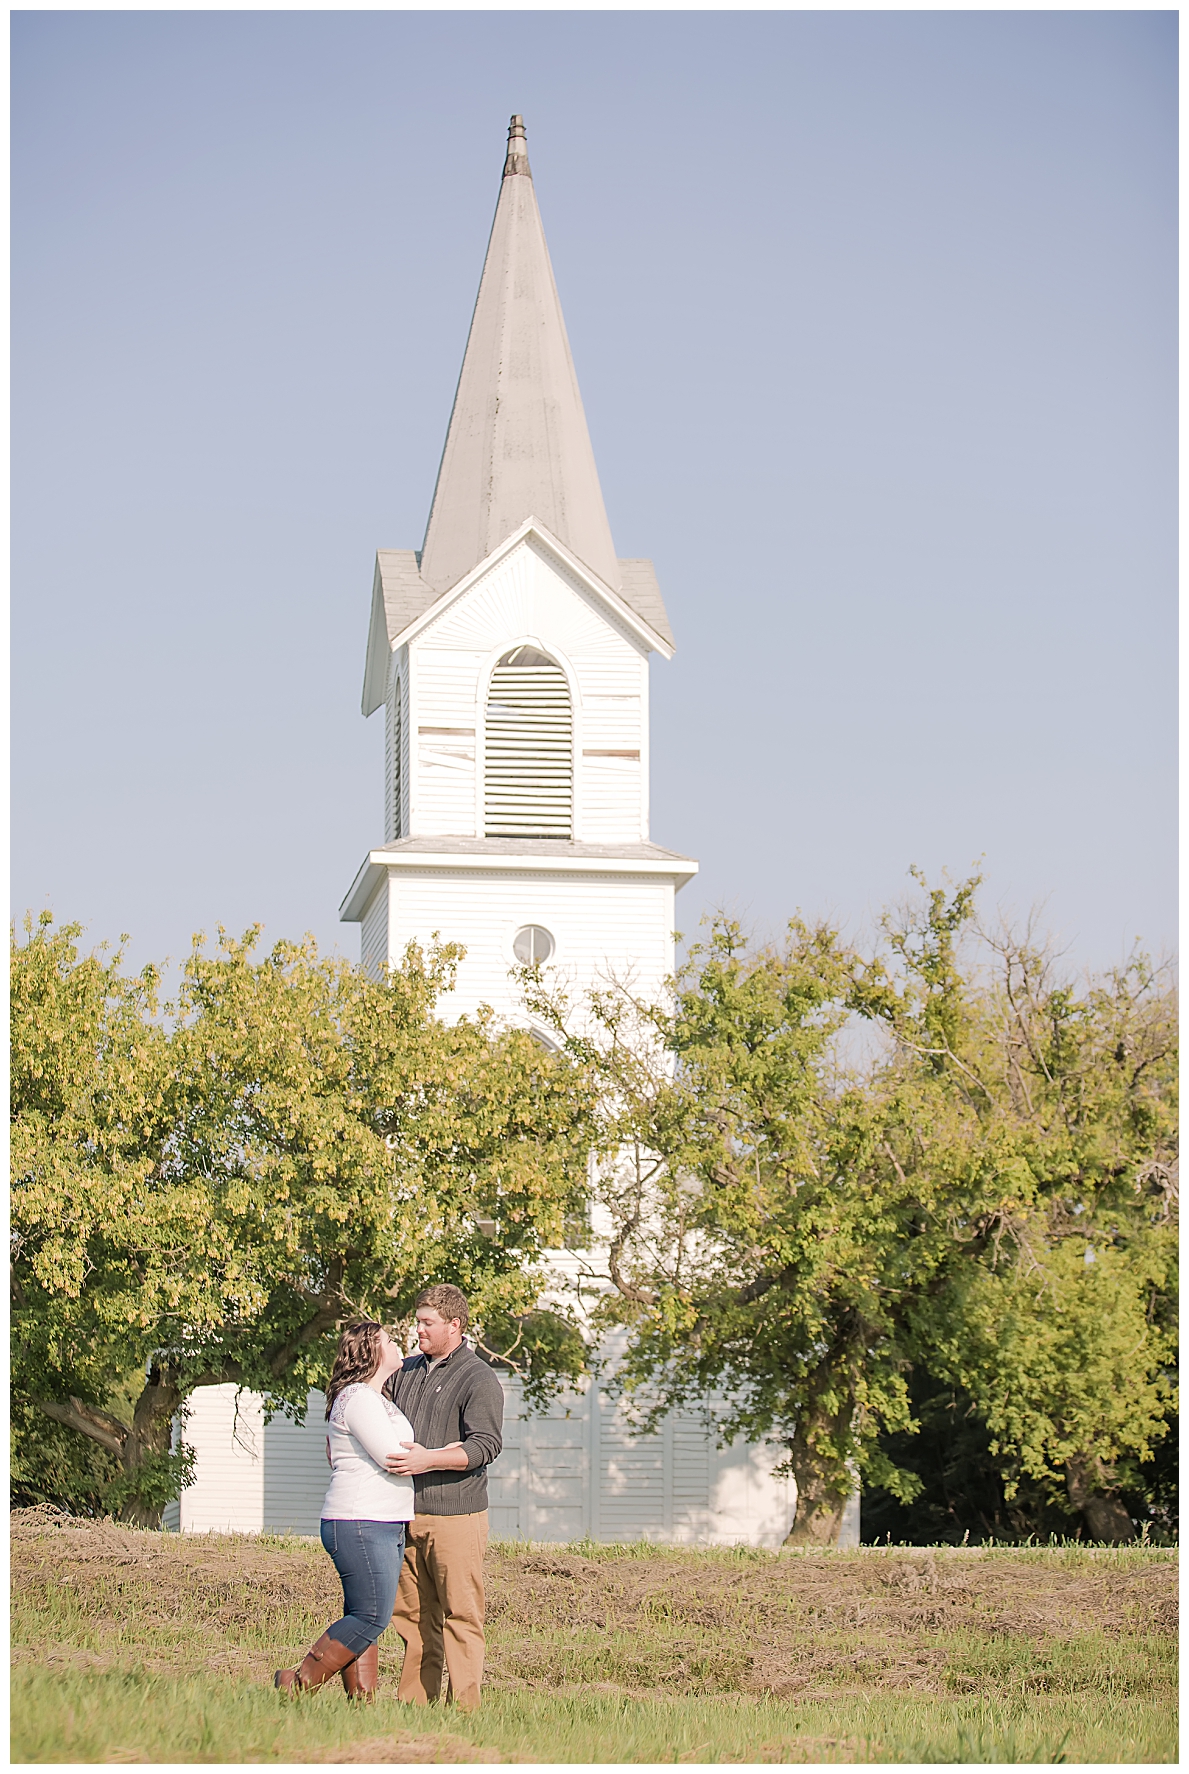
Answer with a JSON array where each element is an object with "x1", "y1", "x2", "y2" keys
[
  {"x1": 485, "y1": 648, "x2": 572, "y2": 839},
  {"x1": 388, "y1": 675, "x2": 403, "y2": 840}
]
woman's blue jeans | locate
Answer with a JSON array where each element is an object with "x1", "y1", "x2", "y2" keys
[{"x1": 320, "y1": 1518, "x2": 407, "y2": 1654}]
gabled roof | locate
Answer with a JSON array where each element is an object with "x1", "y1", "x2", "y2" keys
[
  {"x1": 418, "y1": 115, "x2": 622, "y2": 600},
  {"x1": 361, "y1": 551, "x2": 434, "y2": 715},
  {"x1": 617, "y1": 560, "x2": 675, "y2": 653},
  {"x1": 361, "y1": 526, "x2": 674, "y2": 715}
]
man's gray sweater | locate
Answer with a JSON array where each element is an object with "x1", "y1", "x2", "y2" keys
[{"x1": 384, "y1": 1342, "x2": 504, "y2": 1516}]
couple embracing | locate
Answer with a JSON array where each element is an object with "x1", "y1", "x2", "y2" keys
[{"x1": 274, "y1": 1284, "x2": 503, "y2": 1711}]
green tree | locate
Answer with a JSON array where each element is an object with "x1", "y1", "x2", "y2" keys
[
  {"x1": 861, "y1": 1368, "x2": 1179, "y2": 1546},
  {"x1": 527, "y1": 878, "x2": 1177, "y2": 1546},
  {"x1": 855, "y1": 878, "x2": 1178, "y2": 1541},
  {"x1": 525, "y1": 917, "x2": 947, "y2": 1545},
  {"x1": 11, "y1": 914, "x2": 191, "y2": 1520},
  {"x1": 12, "y1": 917, "x2": 596, "y2": 1523}
]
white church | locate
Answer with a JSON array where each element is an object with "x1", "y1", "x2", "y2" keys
[{"x1": 168, "y1": 117, "x2": 848, "y2": 1548}]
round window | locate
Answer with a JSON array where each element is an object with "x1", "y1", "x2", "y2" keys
[{"x1": 512, "y1": 925, "x2": 555, "y2": 964}]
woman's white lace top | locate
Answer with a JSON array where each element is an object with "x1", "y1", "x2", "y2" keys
[{"x1": 321, "y1": 1383, "x2": 416, "y2": 1522}]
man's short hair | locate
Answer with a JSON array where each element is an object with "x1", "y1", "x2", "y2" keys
[{"x1": 416, "y1": 1284, "x2": 469, "y2": 1331}]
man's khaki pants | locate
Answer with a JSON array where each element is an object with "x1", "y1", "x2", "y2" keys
[{"x1": 391, "y1": 1512, "x2": 488, "y2": 1711}]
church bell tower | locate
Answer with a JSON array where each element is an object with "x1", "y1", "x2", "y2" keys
[
  {"x1": 341, "y1": 116, "x2": 697, "y2": 1033},
  {"x1": 169, "y1": 121, "x2": 801, "y2": 1547}
]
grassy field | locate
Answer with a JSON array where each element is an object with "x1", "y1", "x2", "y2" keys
[{"x1": 10, "y1": 1509, "x2": 1177, "y2": 1763}]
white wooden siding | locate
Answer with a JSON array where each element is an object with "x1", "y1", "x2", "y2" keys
[
  {"x1": 168, "y1": 1368, "x2": 797, "y2": 1547},
  {"x1": 581, "y1": 755, "x2": 643, "y2": 843},
  {"x1": 671, "y1": 1420, "x2": 713, "y2": 1539},
  {"x1": 408, "y1": 538, "x2": 648, "y2": 844},
  {"x1": 490, "y1": 1374, "x2": 797, "y2": 1548},
  {"x1": 360, "y1": 881, "x2": 390, "y2": 980},
  {"x1": 386, "y1": 870, "x2": 675, "y2": 1028},
  {"x1": 414, "y1": 650, "x2": 478, "y2": 835},
  {"x1": 262, "y1": 1392, "x2": 334, "y2": 1534},
  {"x1": 173, "y1": 1385, "x2": 265, "y2": 1534},
  {"x1": 599, "y1": 1402, "x2": 665, "y2": 1537}
]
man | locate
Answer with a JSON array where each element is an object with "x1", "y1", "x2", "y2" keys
[{"x1": 383, "y1": 1284, "x2": 503, "y2": 1711}]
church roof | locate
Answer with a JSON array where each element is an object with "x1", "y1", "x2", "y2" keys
[
  {"x1": 340, "y1": 834, "x2": 698, "y2": 922},
  {"x1": 360, "y1": 118, "x2": 676, "y2": 716},
  {"x1": 361, "y1": 531, "x2": 674, "y2": 715},
  {"x1": 368, "y1": 834, "x2": 694, "y2": 863},
  {"x1": 418, "y1": 115, "x2": 623, "y2": 602},
  {"x1": 616, "y1": 559, "x2": 675, "y2": 652}
]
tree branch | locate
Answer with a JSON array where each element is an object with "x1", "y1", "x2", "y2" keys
[
  {"x1": 35, "y1": 1396, "x2": 128, "y2": 1457},
  {"x1": 737, "y1": 1264, "x2": 796, "y2": 1306},
  {"x1": 474, "y1": 1329, "x2": 525, "y2": 1373},
  {"x1": 265, "y1": 1258, "x2": 347, "y2": 1378},
  {"x1": 191, "y1": 1364, "x2": 245, "y2": 1388}
]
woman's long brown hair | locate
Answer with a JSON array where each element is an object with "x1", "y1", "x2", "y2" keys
[{"x1": 325, "y1": 1320, "x2": 386, "y2": 1418}]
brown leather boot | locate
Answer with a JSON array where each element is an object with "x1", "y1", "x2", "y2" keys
[
  {"x1": 274, "y1": 1632, "x2": 359, "y2": 1694},
  {"x1": 341, "y1": 1641, "x2": 378, "y2": 1701}
]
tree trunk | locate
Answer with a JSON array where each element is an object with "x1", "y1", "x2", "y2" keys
[
  {"x1": 783, "y1": 1406, "x2": 852, "y2": 1546},
  {"x1": 118, "y1": 1365, "x2": 184, "y2": 1527},
  {"x1": 36, "y1": 1363, "x2": 184, "y2": 1529},
  {"x1": 1065, "y1": 1454, "x2": 1135, "y2": 1544}
]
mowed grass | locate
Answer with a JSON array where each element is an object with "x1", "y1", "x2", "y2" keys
[
  {"x1": 12, "y1": 1668, "x2": 1160, "y2": 1764},
  {"x1": 10, "y1": 1514, "x2": 1178, "y2": 1763}
]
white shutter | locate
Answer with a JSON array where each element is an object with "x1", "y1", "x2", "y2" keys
[
  {"x1": 485, "y1": 653, "x2": 572, "y2": 838},
  {"x1": 392, "y1": 677, "x2": 403, "y2": 839}
]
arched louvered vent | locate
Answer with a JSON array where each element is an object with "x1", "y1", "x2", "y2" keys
[{"x1": 485, "y1": 646, "x2": 572, "y2": 839}]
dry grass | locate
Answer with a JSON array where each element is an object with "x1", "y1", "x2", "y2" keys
[
  {"x1": 9, "y1": 1507, "x2": 1178, "y2": 1762},
  {"x1": 484, "y1": 1543, "x2": 1175, "y2": 1698},
  {"x1": 308, "y1": 1730, "x2": 510, "y2": 1762}
]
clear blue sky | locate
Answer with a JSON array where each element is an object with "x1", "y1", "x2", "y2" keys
[{"x1": 12, "y1": 11, "x2": 1177, "y2": 978}]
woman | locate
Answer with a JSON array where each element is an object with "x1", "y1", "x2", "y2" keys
[{"x1": 274, "y1": 1320, "x2": 415, "y2": 1701}]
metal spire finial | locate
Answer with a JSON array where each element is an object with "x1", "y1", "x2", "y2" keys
[{"x1": 503, "y1": 113, "x2": 531, "y2": 179}]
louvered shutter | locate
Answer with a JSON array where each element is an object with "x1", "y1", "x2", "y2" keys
[
  {"x1": 391, "y1": 677, "x2": 403, "y2": 839},
  {"x1": 485, "y1": 656, "x2": 573, "y2": 838}
]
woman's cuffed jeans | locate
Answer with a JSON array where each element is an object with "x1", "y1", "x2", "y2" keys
[{"x1": 320, "y1": 1518, "x2": 407, "y2": 1654}]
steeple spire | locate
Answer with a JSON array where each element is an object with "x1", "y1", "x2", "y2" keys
[{"x1": 418, "y1": 115, "x2": 621, "y2": 597}]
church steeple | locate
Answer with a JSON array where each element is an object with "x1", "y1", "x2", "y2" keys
[{"x1": 418, "y1": 115, "x2": 621, "y2": 598}]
